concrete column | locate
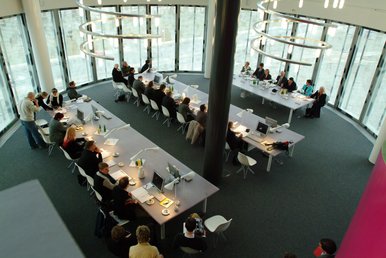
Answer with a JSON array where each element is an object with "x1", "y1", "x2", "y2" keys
[
  {"x1": 202, "y1": 0, "x2": 241, "y2": 184},
  {"x1": 369, "y1": 116, "x2": 386, "y2": 164},
  {"x1": 203, "y1": 0, "x2": 216, "y2": 79},
  {"x1": 21, "y1": 0, "x2": 55, "y2": 93}
]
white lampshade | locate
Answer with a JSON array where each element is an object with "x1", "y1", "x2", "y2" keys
[
  {"x1": 164, "y1": 180, "x2": 176, "y2": 191},
  {"x1": 181, "y1": 171, "x2": 196, "y2": 181}
]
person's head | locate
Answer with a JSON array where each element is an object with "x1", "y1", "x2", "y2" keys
[
  {"x1": 159, "y1": 84, "x2": 166, "y2": 91},
  {"x1": 84, "y1": 140, "x2": 96, "y2": 151},
  {"x1": 306, "y1": 79, "x2": 313, "y2": 86},
  {"x1": 288, "y1": 77, "x2": 294, "y2": 84},
  {"x1": 259, "y1": 63, "x2": 264, "y2": 68},
  {"x1": 147, "y1": 81, "x2": 154, "y2": 88},
  {"x1": 54, "y1": 112, "x2": 64, "y2": 121},
  {"x1": 129, "y1": 67, "x2": 135, "y2": 74},
  {"x1": 39, "y1": 91, "x2": 48, "y2": 99},
  {"x1": 244, "y1": 61, "x2": 250, "y2": 67},
  {"x1": 122, "y1": 61, "x2": 128, "y2": 67},
  {"x1": 320, "y1": 238, "x2": 337, "y2": 255},
  {"x1": 283, "y1": 252, "x2": 297, "y2": 258},
  {"x1": 114, "y1": 64, "x2": 119, "y2": 69},
  {"x1": 319, "y1": 86, "x2": 325, "y2": 95},
  {"x1": 138, "y1": 76, "x2": 143, "y2": 81},
  {"x1": 146, "y1": 59, "x2": 151, "y2": 65},
  {"x1": 69, "y1": 81, "x2": 76, "y2": 88},
  {"x1": 166, "y1": 90, "x2": 172, "y2": 97},
  {"x1": 136, "y1": 225, "x2": 151, "y2": 243},
  {"x1": 98, "y1": 162, "x2": 109, "y2": 174},
  {"x1": 52, "y1": 88, "x2": 58, "y2": 96},
  {"x1": 27, "y1": 92, "x2": 35, "y2": 100},
  {"x1": 118, "y1": 177, "x2": 129, "y2": 189},
  {"x1": 64, "y1": 126, "x2": 76, "y2": 142},
  {"x1": 280, "y1": 71, "x2": 286, "y2": 77},
  {"x1": 265, "y1": 69, "x2": 270, "y2": 75},
  {"x1": 111, "y1": 225, "x2": 127, "y2": 241},
  {"x1": 199, "y1": 104, "x2": 206, "y2": 112},
  {"x1": 182, "y1": 97, "x2": 190, "y2": 105},
  {"x1": 185, "y1": 218, "x2": 197, "y2": 233},
  {"x1": 228, "y1": 121, "x2": 233, "y2": 129}
]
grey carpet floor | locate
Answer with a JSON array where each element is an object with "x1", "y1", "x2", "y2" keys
[{"x1": 0, "y1": 73, "x2": 373, "y2": 258}]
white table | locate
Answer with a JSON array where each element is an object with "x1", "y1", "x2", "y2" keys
[
  {"x1": 62, "y1": 99, "x2": 219, "y2": 239},
  {"x1": 233, "y1": 75, "x2": 315, "y2": 123}
]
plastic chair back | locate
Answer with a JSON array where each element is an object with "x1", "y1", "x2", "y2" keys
[
  {"x1": 60, "y1": 146, "x2": 73, "y2": 161},
  {"x1": 150, "y1": 99, "x2": 159, "y2": 111},
  {"x1": 161, "y1": 106, "x2": 170, "y2": 117},
  {"x1": 142, "y1": 94, "x2": 150, "y2": 105},
  {"x1": 132, "y1": 88, "x2": 139, "y2": 98},
  {"x1": 214, "y1": 218, "x2": 232, "y2": 233},
  {"x1": 177, "y1": 112, "x2": 186, "y2": 124},
  {"x1": 237, "y1": 152, "x2": 250, "y2": 166}
]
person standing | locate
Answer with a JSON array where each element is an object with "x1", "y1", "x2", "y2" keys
[
  {"x1": 35, "y1": 92, "x2": 53, "y2": 111},
  {"x1": 19, "y1": 92, "x2": 47, "y2": 149}
]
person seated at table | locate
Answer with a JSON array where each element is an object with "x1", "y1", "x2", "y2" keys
[
  {"x1": 133, "y1": 76, "x2": 146, "y2": 104},
  {"x1": 112, "y1": 177, "x2": 145, "y2": 220},
  {"x1": 144, "y1": 81, "x2": 155, "y2": 100},
  {"x1": 127, "y1": 67, "x2": 135, "y2": 89},
  {"x1": 275, "y1": 71, "x2": 288, "y2": 87},
  {"x1": 140, "y1": 59, "x2": 151, "y2": 73},
  {"x1": 49, "y1": 112, "x2": 67, "y2": 145},
  {"x1": 152, "y1": 84, "x2": 166, "y2": 110},
  {"x1": 67, "y1": 81, "x2": 82, "y2": 100},
  {"x1": 62, "y1": 126, "x2": 85, "y2": 159},
  {"x1": 252, "y1": 63, "x2": 265, "y2": 80},
  {"x1": 94, "y1": 162, "x2": 117, "y2": 202},
  {"x1": 46, "y1": 88, "x2": 63, "y2": 109},
  {"x1": 196, "y1": 104, "x2": 207, "y2": 128},
  {"x1": 188, "y1": 213, "x2": 205, "y2": 237},
  {"x1": 162, "y1": 90, "x2": 177, "y2": 119},
  {"x1": 261, "y1": 69, "x2": 272, "y2": 81},
  {"x1": 173, "y1": 217, "x2": 208, "y2": 252},
  {"x1": 121, "y1": 61, "x2": 130, "y2": 77},
  {"x1": 226, "y1": 121, "x2": 246, "y2": 165},
  {"x1": 305, "y1": 86, "x2": 327, "y2": 118},
  {"x1": 77, "y1": 140, "x2": 103, "y2": 177},
  {"x1": 112, "y1": 64, "x2": 128, "y2": 86},
  {"x1": 129, "y1": 225, "x2": 163, "y2": 258},
  {"x1": 35, "y1": 91, "x2": 53, "y2": 111},
  {"x1": 240, "y1": 61, "x2": 252, "y2": 75},
  {"x1": 301, "y1": 79, "x2": 314, "y2": 96},
  {"x1": 178, "y1": 97, "x2": 194, "y2": 122},
  {"x1": 106, "y1": 225, "x2": 136, "y2": 258},
  {"x1": 283, "y1": 77, "x2": 297, "y2": 92}
]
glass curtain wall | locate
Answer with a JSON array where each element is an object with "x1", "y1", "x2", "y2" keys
[
  {"x1": 179, "y1": 6, "x2": 205, "y2": 71},
  {"x1": 41, "y1": 12, "x2": 66, "y2": 91},
  {"x1": 121, "y1": 6, "x2": 147, "y2": 71},
  {"x1": 0, "y1": 67, "x2": 16, "y2": 132},
  {"x1": 90, "y1": 7, "x2": 120, "y2": 80},
  {"x1": 151, "y1": 6, "x2": 176, "y2": 71},
  {"x1": 315, "y1": 23, "x2": 355, "y2": 104},
  {"x1": 233, "y1": 9, "x2": 260, "y2": 74},
  {"x1": 59, "y1": 9, "x2": 93, "y2": 85},
  {"x1": 339, "y1": 29, "x2": 385, "y2": 119},
  {"x1": 0, "y1": 16, "x2": 37, "y2": 107}
]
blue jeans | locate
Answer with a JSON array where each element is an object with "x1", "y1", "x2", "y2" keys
[{"x1": 21, "y1": 120, "x2": 45, "y2": 148}]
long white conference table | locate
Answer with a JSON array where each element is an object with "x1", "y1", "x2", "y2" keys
[
  {"x1": 140, "y1": 72, "x2": 305, "y2": 172},
  {"x1": 232, "y1": 75, "x2": 315, "y2": 124},
  {"x1": 60, "y1": 99, "x2": 219, "y2": 239}
]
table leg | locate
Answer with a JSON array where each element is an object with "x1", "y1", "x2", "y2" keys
[
  {"x1": 289, "y1": 144, "x2": 295, "y2": 157},
  {"x1": 267, "y1": 155, "x2": 272, "y2": 172},
  {"x1": 288, "y1": 109, "x2": 294, "y2": 124},
  {"x1": 160, "y1": 224, "x2": 165, "y2": 240},
  {"x1": 262, "y1": 98, "x2": 265, "y2": 105},
  {"x1": 202, "y1": 198, "x2": 207, "y2": 213}
]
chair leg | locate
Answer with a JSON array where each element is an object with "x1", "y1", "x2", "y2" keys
[
  {"x1": 126, "y1": 93, "x2": 132, "y2": 103},
  {"x1": 152, "y1": 111, "x2": 160, "y2": 120},
  {"x1": 67, "y1": 161, "x2": 73, "y2": 169},
  {"x1": 133, "y1": 98, "x2": 139, "y2": 106},
  {"x1": 177, "y1": 124, "x2": 183, "y2": 133},
  {"x1": 48, "y1": 143, "x2": 55, "y2": 156},
  {"x1": 143, "y1": 105, "x2": 151, "y2": 114},
  {"x1": 236, "y1": 166, "x2": 244, "y2": 175}
]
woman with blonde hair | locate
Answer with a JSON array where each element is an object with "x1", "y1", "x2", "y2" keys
[
  {"x1": 62, "y1": 126, "x2": 85, "y2": 159},
  {"x1": 306, "y1": 86, "x2": 327, "y2": 118}
]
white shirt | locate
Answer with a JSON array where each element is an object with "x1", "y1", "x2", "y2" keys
[{"x1": 19, "y1": 98, "x2": 39, "y2": 122}]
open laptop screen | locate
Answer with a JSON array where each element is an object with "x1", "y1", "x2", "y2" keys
[
  {"x1": 256, "y1": 122, "x2": 269, "y2": 136},
  {"x1": 151, "y1": 171, "x2": 164, "y2": 192}
]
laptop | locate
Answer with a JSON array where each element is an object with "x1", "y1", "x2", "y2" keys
[{"x1": 145, "y1": 171, "x2": 166, "y2": 201}]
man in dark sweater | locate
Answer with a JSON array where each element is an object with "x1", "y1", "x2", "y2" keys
[
  {"x1": 173, "y1": 217, "x2": 207, "y2": 252},
  {"x1": 77, "y1": 141, "x2": 103, "y2": 177},
  {"x1": 112, "y1": 64, "x2": 128, "y2": 86},
  {"x1": 94, "y1": 162, "x2": 117, "y2": 202}
]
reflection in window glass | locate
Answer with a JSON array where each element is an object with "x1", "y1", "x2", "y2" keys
[
  {"x1": 233, "y1": 10, "x2": 260, "y2": 74},
  {"x1": 151, "y1": 6, "x2": 176, "y2": 71},
  {"x1": 60, "y1": 9, "x2": 93, "y2": 85},
  {"x1": 315, "y1": 23, "x2": 355, "y2": 104},
  {"x1": 179, "y1": 6, "x2": 205, "y2": 71},
  {"x1": 0, "y1": 16, "x2": 37, "y2": 107},
  {"x1": 91, "y1": 7, "x2": 120, "y2": 80},
  {"x1": 339, "y1": 29, "x2": 385, "y2": 119},
  {"x1": 363, "y1": 59, "x2": 386, "y2": 135},
  {"x1": 289, "y1": 19, "x2": 324, "y2": 86},
  {"x1": 41, "y1": 11, "x2": 66, "y2": 91},
  {"x1": 121, "y1": 6, "x2": 147, "y2": 71},
  {"x1": 0, "y1": 68, "x2": 16, "y2": 132}
]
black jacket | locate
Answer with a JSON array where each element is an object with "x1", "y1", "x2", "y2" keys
[{"x1": 77, "y1": 150, "x2": 103, "y2": 177}]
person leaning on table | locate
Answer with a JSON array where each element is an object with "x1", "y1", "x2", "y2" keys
[
  {"x1": 129, "y1": 225, "x2": 164, "y2": 258},
  {"x1": 19, "y1": 92, "x2": 47, "y2": 149},
  {"x1": 35, "y1": 91, "x2": 53, "y2": 111}
]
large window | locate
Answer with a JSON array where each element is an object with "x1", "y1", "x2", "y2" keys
[
  {"x1": 151, "y1": 6, "x2": 176, "y2": 71},
  {"x1": 315, "y1": 23, "x2": 355, "y2": 104},
  {"x1": 59, "y1": 9, "x2": 93, "y2": 85},
  {"x1": 41, "y1": 12, "x2": 66, "y2": 91},
  {"x1": 91, "y1": 7, "x2": 120, "y2": 80},
  {"x1": 0, "y1": 16, "x2": 37, "y2": 107},
  {"x1": 233, "y1": 9, "x2": 260, "y2": 74},
  {"x1": 339, "y1": 29, "x2": 385, "y2": 119},
  {"x1": 121, "y1": 6, "x2": 147, "y2": 71},
  {"x1": 0, "y1": 67, "x2": 16, "y2": 132},
  {"x1": 179, "y1": 6, "x2": 205, "y2": 71}
]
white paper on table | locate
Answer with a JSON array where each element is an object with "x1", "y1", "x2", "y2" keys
[
  {"x1": 106, "y1": 160, "x2": 116, "y2": 167},
  {"x1": 76, "y1": 99, "x2": 84, "y2": 104},
  {"x1": 100, "y1": 148, "x2": 111, "y2": 159},
  {"x1": 131, "y1": 187, "x2": 153, "y2": 203},
  {"x1": 109, "y1": 169, "x2": 128, "y2": 180},
  {"x1": 104, "y1": 138, "x2": 119, "y2": 146}
]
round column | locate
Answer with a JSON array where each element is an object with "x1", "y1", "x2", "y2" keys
[
  {"x1": 369, "y1": 116, "x2": 386, "y2": 164},
  {"x1": 203, "y1": 0, "x2": 216, "y2": 79}
]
